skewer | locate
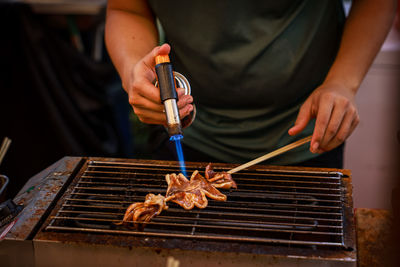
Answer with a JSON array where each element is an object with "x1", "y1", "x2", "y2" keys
[
  {"x1": 227, "y1": 135, "x2": 312, "y2": 174},
  {"x1": 0, "y1": 137, "x2": 12, "y2": 166}
]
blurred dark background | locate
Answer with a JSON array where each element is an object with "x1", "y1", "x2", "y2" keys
[{"x1": 0, "y1": 2, "x2": 147, "y2": 200}]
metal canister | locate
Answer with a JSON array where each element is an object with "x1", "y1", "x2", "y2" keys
[{"x1": 172, "y1": 71, "x2": 196, "y2": 129}]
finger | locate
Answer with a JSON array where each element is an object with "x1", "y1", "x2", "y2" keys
[
  {"x1": 311, "y1": 99, "x2": 334, "y2": 153},
  {"x1": 135, "y1": 104, "x2": 194, "y2": 126},
  {"x1": 133, "y1": 83, "x2": 193, "y2": 112},
  {"x1": 319, "y1": 104, "x2": 346, "y2": 148},
  {"x1": 141, "y1": 43, "x2": 171, "y2": 70},
  {"x1": 155, "y1": 43, "x2": 171, "y2": 58},
  {"x1": 176, "y1": 88, "x2": 186, "y2": 98},
  {"x1": 133, "y1": 78, "x2": 162, "y2": 104},
  {"x1": 179, "y1": 104, "x2": 194, "y2": 119},
  {"x1": 138, "y1": 44, "x2": 171, "y2": 83},
  {"x1": 322, "y1": 108, "x2": 359, "y2": 151},
  {"x1": 348, "y1": 112, "x2": 360, "y2": 136},
  {"x1": 177, "y1": 95, "x2": 193, "y2": 109},
  {"x1": 134, "y1": 74, "x2": 187, "y2": 107},
  {"x1": 130, "y1": 92, "x2": 165, "y2": 112},
  {"x1": 133, "y1": 106, "x2": 167, "y2": 125},
  {"x1": 288, "y1": 101, "x2": 312, "y2": 136}
]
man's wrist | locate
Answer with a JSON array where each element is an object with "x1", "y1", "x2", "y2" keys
[{"x1": 323, "y1": 71, "x2": 361, "y2": 94}]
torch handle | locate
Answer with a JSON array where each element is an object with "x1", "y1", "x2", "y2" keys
[
  {"x1": 155, "y1": 56, "x2": 177, "y2": 102},
  {"x1": 155, "y1": 54, "x2": 182, "y2": 137}
]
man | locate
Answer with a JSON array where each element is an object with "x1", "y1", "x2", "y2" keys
[{"x1": 105, "y1": 0, "x2": 396, "y2": 168}]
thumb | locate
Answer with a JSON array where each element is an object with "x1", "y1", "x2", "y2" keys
[
  {"x1": 155, "y1": 43, "x2": 171, "y2": 57},
  {"x1": 142, "y1": 43, "x2": 171, "y2": 68},
  {"x1": 288, "y1": 102, "x2": 312, "y2": 136}
]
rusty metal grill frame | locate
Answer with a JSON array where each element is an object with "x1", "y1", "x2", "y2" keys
[{"x1": 40, "y1": 158, "x2": 355, "y2": 252}]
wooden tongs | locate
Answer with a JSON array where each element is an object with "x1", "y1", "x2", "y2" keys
[{"x1": 227, "y1": 135, "x2": 312, "y2": 174}]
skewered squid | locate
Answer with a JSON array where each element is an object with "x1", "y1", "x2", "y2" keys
[{"x1": 119, "y1": 164, "x2": 237, "y2": 230}]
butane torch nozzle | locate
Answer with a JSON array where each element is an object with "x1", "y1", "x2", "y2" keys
[{"x1": 164, "y1": 99, "x2": 182, "y2": 136}]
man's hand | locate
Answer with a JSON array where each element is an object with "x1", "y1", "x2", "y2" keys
[
  {"x1": 288, "y1": 0, "x2": 395, "y2": 154},
  {"x1": 288, "y1": 82, "x2": 360, "y2": 154},
  {"x1": 124, "y1": 43, "x2": 193, "y2": 126}
]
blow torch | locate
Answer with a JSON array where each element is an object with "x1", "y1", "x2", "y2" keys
[
  {"x1": 155, "y1": 54, "x2": 193, "y2": 176},
  {"x1": 155, "y1": 54, "x2": 182, "y2": 138},
  {"x1": 155, "y1": 54, "x2": 194, "y2": 138}
]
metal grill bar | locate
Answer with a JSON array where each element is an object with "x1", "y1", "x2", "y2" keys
[
  {"x1": 59, "y1": 203, "x2": 342, "y2": 223},
  {"x1": 45, "y1": 160, "x2": 348, "y2": 248},
  {"x1": 77, "y1": 180, "x2": 341, "y2": 190},
  {"x1": 70, "y1": 187, "x2": 341, "y2": 204},
  {"x1": 87, "y1": 160, "x2": 344, "y2": 176},
  {"x1": 63, "y1": 198, "x2": 343, "y2": 216},
  {"x1": 50, "y1": 216, "x2": 342, "y2": 236},
  {"x1": 81, "y1": 172, "x2": 341, "y2": 184},
  {"x1": 77, "y1": 181, "x2": 343, "y2": 195},
  {"x1": 76, "y1": 182, "x2": 342, "y2": 193},
  {"x1": 82, "y1": 171, "x2": 342, "y2": 181},
  {"x1": 55, "y1": 210, "x2": 343, "y2": 229},
  {"x1": 45, "y1": 226, "x2": 344, "y2": 247},
  {"x1": 68, "y1": 192, "x2": 343, "y2": 210}
]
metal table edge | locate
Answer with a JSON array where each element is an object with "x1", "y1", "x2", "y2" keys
[{"x1": 3, "y1": 156, "x2": 84, "y2": 240}]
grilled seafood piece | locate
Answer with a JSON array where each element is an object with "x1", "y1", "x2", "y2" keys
[
  {"x1": 165, "y1": 170, "x2": 227, "y2": 209},
  {"x1": 117, "y1": 193, "x2": 168, "y2": 230},
  {"x1": 119, "y1": 164, "x2": 237, "y2": 230},
  {"x1": 205, "y1": 163, "x2": 237, "y2": 189}
]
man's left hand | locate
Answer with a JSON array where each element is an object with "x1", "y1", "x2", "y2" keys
[{"x1": 288, "y1": 82, "x2": 360, "y2": 154}]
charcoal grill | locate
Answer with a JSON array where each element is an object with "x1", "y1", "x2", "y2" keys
[{"x1": 1, "y1": 157, "x2": 356, "y2": 267}]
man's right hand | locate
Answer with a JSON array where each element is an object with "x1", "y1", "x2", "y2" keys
[{"x1": 124, "y1": 43, "x2": 193, "y2": 126}]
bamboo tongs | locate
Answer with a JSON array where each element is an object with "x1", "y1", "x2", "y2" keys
[{"x1": 227, "y1": 135, "x2": 312, "y2": 174}]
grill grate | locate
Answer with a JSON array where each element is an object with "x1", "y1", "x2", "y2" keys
[{"x1": 45, "y1": 160, "x2": 348, "y2": 248}]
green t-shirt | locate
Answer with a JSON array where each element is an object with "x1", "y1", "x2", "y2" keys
[{"x1": 149, "y1": 0, "x2": 345, "y2": 164}]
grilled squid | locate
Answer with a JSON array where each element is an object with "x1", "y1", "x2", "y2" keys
[
  {"x1": 119, "y1": 163, "x2": 237, "y2": 230},
  {"x1": 117, "y1": 193, "x2": 168, "y2": 230},
  {"x1": 165, "y1": 171, "x2": 227, "y2": 210}
]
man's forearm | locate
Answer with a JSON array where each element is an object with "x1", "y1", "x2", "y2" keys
[
  {"x1": 105, "y1": 4, "x2": 158, "y2": 90},
  {"x1": 324, "y1": 0, "x2": 397, "y2": 92}
]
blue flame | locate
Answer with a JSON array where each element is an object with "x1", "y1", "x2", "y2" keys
[{"x1": 170, "y1": 134, "x2": 187, "y2": 177}]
